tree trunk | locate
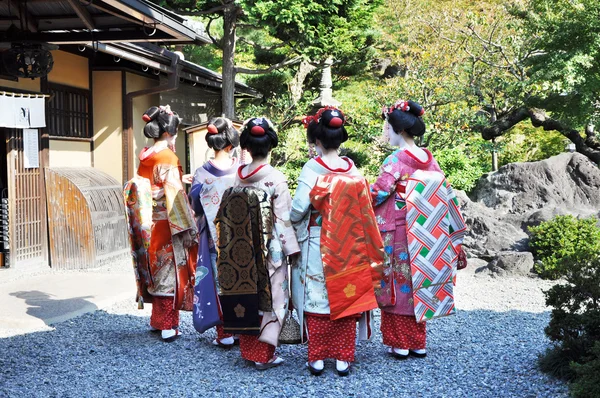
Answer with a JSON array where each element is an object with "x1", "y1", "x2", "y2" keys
[
  {"x1": 490, "y1": 110, "x2": 498, "y2": 171},
  {"x1": 221, "y1": 3, "x2": 237, "y2": 118},
  {"x1": 289, "y1": 60, "x2": 316, "y2": 105}
]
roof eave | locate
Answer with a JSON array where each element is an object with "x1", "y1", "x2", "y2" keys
[{"x1": 101, "y1": 0, "x2": 211, "y2": 44}]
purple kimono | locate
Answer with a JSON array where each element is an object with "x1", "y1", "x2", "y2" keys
[{"x1": 189, "y1": 159, "x2": 238, "y2": 333}]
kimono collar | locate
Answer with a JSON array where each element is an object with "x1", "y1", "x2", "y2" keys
[
  {"x1": 315, "y1": 156, "x2": 354, "y2": 172},
  {"x1": 204, "y1": 158, "x2": 238, "y2": 177},
  {"x1": 139, "y1": 141, "x2": 170, "y2": 161},
  {"x1": 398, "y1": 148, "x2": 433, "y2": 168},
  {"x1": 238, "y1": 163, "x2": 271, "y2": 181}
]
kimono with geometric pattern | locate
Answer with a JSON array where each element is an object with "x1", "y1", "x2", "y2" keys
[{"x1": 371, "y1": 148, "x2": 465, "y2": 322}]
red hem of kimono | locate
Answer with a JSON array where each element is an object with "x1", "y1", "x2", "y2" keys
[
  {"x1": 150, "y1": 296, "x2": 179, "y2": 330},
  {"x1": 239, "y1": 335, "x2": 276, "y2": 363},
  {"x1": 380, "y1": 311, "x2": 426, "y2": 350},
  {"x1": 305, "y1": 314, "x2": 357, "y2": 362}
]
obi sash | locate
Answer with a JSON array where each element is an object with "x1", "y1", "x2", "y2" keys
[
  {"x1": 215, "y1": 186, "x2": 273, "y2": 335},
  {"x1": 310, "y1": 174, "x2": 384, "y2": 320}
]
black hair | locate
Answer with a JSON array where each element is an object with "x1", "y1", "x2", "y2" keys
[
  {"x1": 142, "y1": 106, "x2": 181, "y2": 139},
  {"x1": 307, "y1": 108, "x2": 348, "y2": 150},
  {"x1": 239, "y1": 117, "x2": 278, "y2": 159},
  {"x1": 205, "y1": 117, "x2": 240, "y2": 151},
  {"x1": 384, "y1": 100, "x2": 426, "y2": 137}
]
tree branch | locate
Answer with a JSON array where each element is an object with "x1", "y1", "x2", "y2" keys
[
  {"x1": 175, "y1": 5, "x2": 227, "y2": 16},
  {"x1": 205, "y1": 16, "x2": 222, "y2": 49},
  {"x1": 481, "y1": 106, "x2": 530, "y2": 139},
  {"x1": 238, "y1": 37, "x2": 286, "y2": 52},
  {"x1": 482, "y1": 107, "x2": 600, "y2": 164},
  {"x1": 235, "y1": 57, "x2": 302, "y2": 75}
]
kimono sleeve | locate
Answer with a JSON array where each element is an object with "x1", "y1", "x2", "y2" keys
[
  {"x1": 446, "y1": 182, "x2": 467, "y2": 251},
  {"x1": 370, "y1": 154, "x2": 400, "y2": 207},
  {"x1": 188, "y1": 170, "x2": 204, "y2": 217},
  {"x1": 290, "y1": 164, "x2": 314, "y2": 223},
  {"x1": 156, "y1": 164, "x2": 197, "y2": 236},
  {"x1": 273, "y1": 180, "x2": 300, "y2": 256}
]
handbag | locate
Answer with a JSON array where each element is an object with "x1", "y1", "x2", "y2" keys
[
  {"x1": 457, "y1": 248, "x2": 467, "y2": 270},
  {"x1": 278, "y1": 309, "x2": 302, "y2": 345}
]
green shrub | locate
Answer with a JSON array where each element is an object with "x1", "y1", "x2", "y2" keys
[
  {"x1": 571, "y1": 342, "x2": 600, "y2": 398},
  {"x1": 528, "y1": 215, "x2": 600, "y2": 279},
  {"x1": 432, "y1": 147, "x2": 486, "y2": 192},
  {"x1": 538, "y1": 249, "x2": 600, "y2": 392}
]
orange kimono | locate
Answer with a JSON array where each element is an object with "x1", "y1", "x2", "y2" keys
[{"x1": 126, "y1": 143, "x2": 197, "y2": 330}]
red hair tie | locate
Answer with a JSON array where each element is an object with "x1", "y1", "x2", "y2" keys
[
  {"x1": 207, "y1": 124, "x2": 219, "y2": 134},
  {"x1": 250, "y1": 125, "x2": 266, "y2": 136},
  {"x1": 142, "y1": 114, "x2": 152, "y2": 122}
]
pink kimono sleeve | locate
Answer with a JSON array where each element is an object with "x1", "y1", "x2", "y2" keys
[{"x1": 370, "y1": 158, "x2": 400, "y2": 207}]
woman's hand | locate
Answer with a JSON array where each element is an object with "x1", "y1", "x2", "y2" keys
[
  {"x1": 181, "y1": 174, "x2": 193, "y2": 185},
  {"x1": 181, "y1": 231, "x2": 194, "y2": 249}
]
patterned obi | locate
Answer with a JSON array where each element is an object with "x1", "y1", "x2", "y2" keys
[{"x1": 395, "y1": 182, "x2": 407, "y2": 212}]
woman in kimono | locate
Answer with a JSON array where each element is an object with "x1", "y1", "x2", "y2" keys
[
  {"x1": 370, "y1": 100, "x2": 465, "y2": 359},
  {"x1": 290, "y1": 108, "x2": 384, "y2": 377},
  {"x1": 189, "y1": 117, "x2": 239, "y2": 347},
  {"x1": 128, "y1": 105, "x2": 197, "y2": 342},
  {"x1": 218, "y1": 117, "x2": 300, "y2": 370}
]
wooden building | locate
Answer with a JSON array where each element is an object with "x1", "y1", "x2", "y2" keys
[{"x1": 0, "y1": 0, "x2": 257, "y2": 271}]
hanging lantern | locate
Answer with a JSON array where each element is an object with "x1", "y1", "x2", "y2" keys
[{"x1": 2, "y1": 43, "x2": 55, "y2": 79}]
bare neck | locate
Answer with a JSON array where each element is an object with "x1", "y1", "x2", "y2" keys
[{"x1": 212, "y1": 150, "x2": 232, "y2": 169}]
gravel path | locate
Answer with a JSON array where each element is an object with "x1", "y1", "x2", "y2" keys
[{"x1": 0, "y1": 265, "x2": 569, "y2": 398}]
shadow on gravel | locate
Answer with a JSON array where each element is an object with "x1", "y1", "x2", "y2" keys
[
  {"x1": 9, "y1": 290, "x2": 97, "y2": 326},
  {"x1": 0, "y1": 307, "x2": 570, "y2": 397}
]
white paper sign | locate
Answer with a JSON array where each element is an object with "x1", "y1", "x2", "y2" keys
[
  {"x1": 23, "y1": 129, "x2": 39, "y2": 168},
  {"x1": 0, "y1": 94, "x2": 46, "y2": 128}
]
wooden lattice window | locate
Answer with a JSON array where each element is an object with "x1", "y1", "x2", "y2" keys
[{"x1": 48, "y1": 83, "x2": 91, "y2": 139}]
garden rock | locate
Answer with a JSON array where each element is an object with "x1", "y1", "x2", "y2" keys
[
  {"x1": 487, "y1": 251, "x2": 535, "y2": 277},
  {"x1": 456, "y1": 153, "x2": 600, "y2": 262}
]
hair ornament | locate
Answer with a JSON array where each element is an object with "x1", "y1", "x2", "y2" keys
[
  {"x1": 301, "y1": 106, "x2": 344, "y2": 129},
  {"x1": 159, "y1": 104, "x2": 174, "y2": 116},
  {"x1": 250, "y1": 125, "x2": 266, "y2": 136},
  {"x1": 382, "y1": 99, "x2": 425, "y2": 120},
  {"x1": 207, "y1": 124, "x2": 219, "y2": 134}
]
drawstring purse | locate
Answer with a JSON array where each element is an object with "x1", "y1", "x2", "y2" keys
[{"x1": 278, "y1": 308, "x2": 301, "y2": 345}]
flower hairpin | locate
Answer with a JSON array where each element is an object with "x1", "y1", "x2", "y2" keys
[
  {"x1": 382, "y1": 100, "x2": 411, "y2": 119},
  {"x1": 301, "y1": 106, "x2": 343, "y2": 129},
  {"x1": 159, "y1": 105, "x2": 174, "y2": 116}
]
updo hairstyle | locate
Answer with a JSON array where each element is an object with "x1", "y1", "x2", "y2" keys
[
  {"x1": 142, "y1": 105, "x2": 181, "y2": 139},
  {"x1": 239, "y1": 117, "x2": 278, "y2": 159},
  {"x1": 205, "y1": 117, "x2": 240, "y2": 151},
  {"x1": 382, "y1": 100, "x2": 426, "y2": 137},
  {"x1": 304, "y1": 107, "x2": 348, "y2": 150}
]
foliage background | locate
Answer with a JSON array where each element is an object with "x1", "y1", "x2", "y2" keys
[{"x1": 169, "y1": 0, "x2": 585, "y2": 191}]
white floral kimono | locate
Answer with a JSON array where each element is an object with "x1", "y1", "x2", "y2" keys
[
  {"x1": 235, "y1": 163, "x2": 300, "y2": 346},
  {"x1": 291, "y1": 157, "x2": 375, "y2": 341}
]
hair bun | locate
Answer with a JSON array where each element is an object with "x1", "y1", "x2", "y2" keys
[
  {"x1": 142, "y1": 106, "x2": 160, "y2": 123},
  {"x1": 407, "y1": 100, "x2": 425, "y2": 117}
]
